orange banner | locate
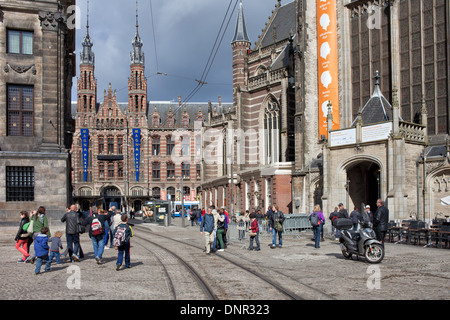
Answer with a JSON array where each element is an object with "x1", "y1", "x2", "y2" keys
[{"x1": 317, "y1": 0, "x2": 339, "y2": 138}]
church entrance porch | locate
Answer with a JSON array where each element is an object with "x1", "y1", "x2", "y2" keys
[{"x1": 346, "y1": 160, "x2": 381, "y2": 213}]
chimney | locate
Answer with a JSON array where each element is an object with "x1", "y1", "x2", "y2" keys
[
  {"x1": 218, "y1": 96, "x2": 222, "y2": 107},
  {"x1": 178, "y1": 95, "x2": 182, "y2": 107}
]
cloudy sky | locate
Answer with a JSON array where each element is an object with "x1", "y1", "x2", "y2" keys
[{"x1": 72, "y1": 0, "x2": 287, "y2": 105}]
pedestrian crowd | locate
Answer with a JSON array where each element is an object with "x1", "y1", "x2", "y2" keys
[
  {"x1": 199, "y1": 204, "x2": 289, "y2": 253},
  {"x1": 198, "y1": 199, "x2": 389, "y2": 254},
  {"x1": 13, "y1": 204, "x2": 134, "y2": 275}
]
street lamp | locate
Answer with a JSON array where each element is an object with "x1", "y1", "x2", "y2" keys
[{"x1": 173, "y1": 174, "x2": 186, "y2": 228}]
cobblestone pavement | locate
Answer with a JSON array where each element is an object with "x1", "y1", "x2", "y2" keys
[{"x1": 0, "y1": 218, "x2": 449, "y2": 301}]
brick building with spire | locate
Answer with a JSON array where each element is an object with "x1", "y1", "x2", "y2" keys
[{"x1": 71, "y1": 3, "x2": 230, "y2": 212}]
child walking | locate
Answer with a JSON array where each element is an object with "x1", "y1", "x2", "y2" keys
[
  {"x1": 15, "y1": 211, "x2": 31, "y2": 263},
  {"x1": 48, "y1": 231, "x2": 64, "y2": 264},
  {"x1": 34, "y1": 227, "x2": 51, "y2": 274},
  {"x1": 113, "y1": 214, "x2": 133, "y2": 271}
]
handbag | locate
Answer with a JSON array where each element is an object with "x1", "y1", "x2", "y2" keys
[
  {"x1": 249, "y1": 231, "x2": 257, "y2": 237},
  {"x1": 274, "y1": 221, "x2": 283, "y2": 232},
  {"x1": 27, "y1": 219, "x2": 34, "y2": 234}
]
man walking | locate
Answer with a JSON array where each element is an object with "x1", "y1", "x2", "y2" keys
[
  {"x1": 61, "y1": 205, "x2": 81, "y2": 262},
  {"x1": 200, "y1": 206, "x2": 216, "y2": 255},
  {"x1": 373, "y1": 199, "x2": 389, "y2": 243}
]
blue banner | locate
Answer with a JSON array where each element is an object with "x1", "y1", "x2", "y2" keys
[
  {"x1": 133, "y1": 128, "x2": 141, "y2": 182},
  {"x1": 81, "y1": 129, "x2": 89, "y2": 182}
]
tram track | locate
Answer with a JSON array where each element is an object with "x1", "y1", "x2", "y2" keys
[
  {"x1": 134, "y1": 234, "x2": 217, "y2": 300},
  {"x1": 133, "y1": 225, "x2": 310, "y2": 300}
]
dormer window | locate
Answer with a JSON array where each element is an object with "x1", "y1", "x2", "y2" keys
[
  {"x1": 182, "y1": 116, "x2": 189, "y2": 128},
  {"x1": 152, "y1": 116, "x2": 159, "y2": 127},
  {"x1": 167, "y1": 116, "x2": 174, "y2": 128}
]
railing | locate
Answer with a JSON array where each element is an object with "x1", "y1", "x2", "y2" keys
[
  {"x1": 399, "y1": 121, "x2": 426, "y2": 144},
  {"x1": 226, "y1": 214, "x2": 312, "y2": 242},
  {"x1": 248, "y1": 69, "x2": 285, "y2": 91}
]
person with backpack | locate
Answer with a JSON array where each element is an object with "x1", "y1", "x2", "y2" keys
[
  {"x1": 113, "y1": 214, "x2": 133, "y2": 270},
  {"x1": 82, "y1": 208, "x2": 114, "y2": 264},
  {"x1": 310, "y1": 205, "x2": 325, "y2": 249}
]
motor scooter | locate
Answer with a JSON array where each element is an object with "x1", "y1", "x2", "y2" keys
[{"x1": 334, "y1": 218, "x2": 384, "y2": 264}]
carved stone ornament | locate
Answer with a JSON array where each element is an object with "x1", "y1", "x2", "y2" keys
[
  {"x1": 4, "y1": 62, "x2": 37, "y2": 75},
  {"x1": 39, "y1": 11, "x2": 64, "y2": 31}
]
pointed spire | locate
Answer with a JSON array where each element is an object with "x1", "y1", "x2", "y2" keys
[
  {"x1": 232, "y1": 0, "x2": 251, "y2": 44},
  {"x1": 80, "y1": 0, "x2": 94, "y2": 65},
  {"x1": 131, "y1": 0, "x2": 145, "y2": 65}
]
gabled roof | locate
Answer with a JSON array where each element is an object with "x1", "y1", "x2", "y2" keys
[
  {"x1": 255, "y1": 1, "x2": 296, "y2": 50},
  {"x1": 351, "y1": 71, "x2": 398, "y2": 127}
]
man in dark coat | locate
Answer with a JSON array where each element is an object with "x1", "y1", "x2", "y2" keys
[
  {"x1": 269, "y1": 205, "x2": 285, "y2": 249},
  {"x1": 373, "y1": 199, "x2": 389, "y2": 243},
  {"x1": 61, "y1": 205, "x2": 81, "y2": 262}
]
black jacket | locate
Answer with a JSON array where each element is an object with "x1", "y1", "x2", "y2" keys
[
  {"x1": 269, "y1": 210, "x2": 285, "y2": 228},
  {"x1": 61, "y1": 210, "x2": 79, "y2": 235},
  {"x1": 15, "y1": 217, "x2": 30, "y2": 241},
  {"x1": 338, "y1": 209, "x2": 349, "y2": 219},
  {"x1": 373, "y1": 205, "x2": 389, "y2": 232}
]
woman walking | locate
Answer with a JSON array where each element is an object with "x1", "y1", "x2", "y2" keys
[
  {"x1": 15, "y1": 210, "x2": 31, "y2": 263},
  {"x1": 311, "y1": 204, "x2": 325, "y2": 249}
]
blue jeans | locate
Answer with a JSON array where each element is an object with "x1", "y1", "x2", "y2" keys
[
  {"x1": 35, "y1": 255, "x2": 51, "y2": 274},
  {"x1": 313, "y1": 225, "x2": 322, "y2": 248},
  {"x1": 272, "y1": 228, "x2": 283, "y2": 246},
  {"x1": 104, "y1": 228, "x2": 110, "y2": 246},
  {"x1": 92, "y1": 236, "x2": 105, "y2": 259},
  {"x1": 49, "y1": 251, "x2": 61, "y2": 264},
  {"x1": 66, "y1": 233, "x2": 80, "y2": 261},
  {"x1": 117, "y1": 241, "x2": 130, "y2": 267}
]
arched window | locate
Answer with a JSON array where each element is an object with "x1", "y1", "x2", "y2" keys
[
  {"x1": 167, "y1": 187, "x2": 175, "y2": 201},
  {"x1": 264, "y1": 97, "x2": 280, "y2": 165},
  {"x1": 151, "y1": 187, "x2": 161, "y2": 199}
]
